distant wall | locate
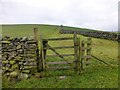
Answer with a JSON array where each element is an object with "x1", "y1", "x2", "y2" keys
[
  {"x1": 59, "y1": 29, "x2": 120, "y2": 42},
  {"x1": 2, "y1": 36, "x2": 39, "y2": 80}
]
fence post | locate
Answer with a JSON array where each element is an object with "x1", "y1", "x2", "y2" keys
[
  {"x1": 33, "y1": 28, "x2": 38, "y2": 41},
  {"x1": 39, "y1": 35, "x2": 44, "y2": 71},
  {"x1": 81, "y1": 40, "x2": 85, "y2": 70},
  {"x1": 73, "y1": 32, "x2": 79, "y2": 72},
  {"x1": 77, "y1": 37, "x2": 81, "y2": 72},
  {"x1": 33, "y1": 28, "x2": 40, "y2": 72},
  {"x1": 43, "y1": 40, "x2": 48, "y2": 70},
  {"x1": 86, "y1": 38, "x2": 92, "y2": 65}
]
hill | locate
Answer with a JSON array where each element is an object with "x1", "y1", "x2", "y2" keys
[
  {"x1": 2, "y1": 24, "x2": 104, "y2": 37},
  {"x1": 2, "y1": 24, "x2": 118, "y2": 88}
]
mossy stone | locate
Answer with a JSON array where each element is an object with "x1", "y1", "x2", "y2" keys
[
  {"x1": 10, "y1": 71, "x2": 18, "y2": 78},
  {"x1": 19, "y1": 73, "x2": 29, "y2": 80},
  {"x1": 10, "y1": 60, "x2": 16, "y2": 65}
]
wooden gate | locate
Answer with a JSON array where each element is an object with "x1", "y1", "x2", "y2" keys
[{"x1": 38, "y1": 33, "x2": 92, "y2": 73}]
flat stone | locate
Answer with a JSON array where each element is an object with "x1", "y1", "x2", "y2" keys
[{"x1": 59, "y1": 76, "x2": 67, "y2": 79}]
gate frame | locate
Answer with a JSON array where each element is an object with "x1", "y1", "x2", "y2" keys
[
  {"x1": 33, "y1": 28, "x2": 92, "y2": 73},
  {"x1": 39, "y1": 33, "x2": 81, "y2": 72}
]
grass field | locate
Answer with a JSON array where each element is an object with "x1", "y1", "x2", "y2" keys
[{"x1": 1, "y1": 24, "x2": 118, "y2": 88}]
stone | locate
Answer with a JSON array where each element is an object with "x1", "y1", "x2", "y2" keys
[
  {"x1": 17, "y1": 44, "x2": 22, "y2": 50},
  {"x1": 2, "y1": 60, "x2": 8, "y2": 64},
  {"x1": 10, "y1": 60, "x2": 16, "y2": 65},
  {"x1": 22, "y1": 70, "x2": 31, "y2": 74},
  {"x1": 10, "y1": 71, "x2": 18, "y2": 78},
  {"x1": 59, "y1": 76, "x2": 67, "y2": 79},
  {"x1": 19, "y1": 73, "x2": 29, "y2": 80},
  {"x1": 11, "y1": 64, "x2": 19, "y2": 69}
]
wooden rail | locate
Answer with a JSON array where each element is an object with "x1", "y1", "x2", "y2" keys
[
  {"x1": 46, "y1": 54, "x2": 74, "y2": 57},
  {"x1": 43, "y1": 46, "x2": 74, "y2": 50},
  {"x1": 46, "y1": 61, "x2": 73, "y2": 65},
  {"x1": 46, "y1": 66, "x2": 70, "y2": 70},
  {"x1": 42, "y1": 37, "x2": 73, "y2": 41}
]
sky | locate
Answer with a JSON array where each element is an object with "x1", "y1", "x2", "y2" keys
[{"x1": 0, "y1": 0, "x2": 119, "y2": 32}]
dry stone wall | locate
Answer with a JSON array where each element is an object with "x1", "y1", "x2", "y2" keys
[
  {"x1": 2, "y1": 36, "x2": 39, "y2": 80},
  {"x1": 60, "y1": 29, "x2": 120, "y2": 42}
]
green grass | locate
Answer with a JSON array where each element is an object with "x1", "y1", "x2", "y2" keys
[{"x1": 2, "y1": 24, "x2": 118, "y2": 88}]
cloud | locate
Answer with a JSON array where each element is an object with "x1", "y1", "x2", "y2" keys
[{"x1": 0, "y1": 0, "x2": 119, "y2": 31}]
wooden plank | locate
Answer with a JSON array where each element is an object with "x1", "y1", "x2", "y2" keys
[
  {"x1": 39, "y1": 34, "x2": 44, "y2": 71},
  {"x1": 46, "y1": 54, "x2": 74, "y2": 57},
  {"x1": 46, "y1": 66, "x2": 70, "y2": 70},
  {"x1": 44, "y1": 46, "x2": 74, "y2": 50},
  {"x1": 43, "y1": 37, "x2": 73, "y2": 41},
  {"x1": 46, "y1": 44, "x2": 65, "y2": 59},
  {"x1": 46, "y1": 61, "x2": 73, "y2": 65},
  {"x1": 86, "y1": 38, "x2": 92, "y2": 66},
  {"x1": 73, "y1": 32, "x2": 79, "y2": 72},
  {"x1": 81, "y1": 40, "x2": 85, "y2": 70},
  {"x1": 77, "y1": 37, "x2": 81, "y2": 72},
  {"x1": 33, "y1": 28, "x2": 38, "y2": 41},
  {"x1": 43, "y1": 40, "x2": 48, "y2": 69}
]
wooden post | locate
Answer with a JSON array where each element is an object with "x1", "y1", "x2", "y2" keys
[
  {"x1": 33, "y1": 28, "x2": 40, "y2": 72},
  {"x1": 33, "y1": 28, "x2": 38, "y2": 41},
  {"x1": 77, "y1": 37, "x2": 81, "y2": 73},
  {"x1": 86, "y1": 38, "x2": 92, "y2": 66},
  {"x1": 39, "y1": 35, "x2": 44, "y2": 71},
  {"x1": 73, "y1": 32, "x2": 79, "y2": 72},
  {"x1": 36, "y1": 42, "x2": 40, "y2": 72},
  {"x1": 81, "y1": 40, "x2": 85, "y2": 70},
  {"x1": 43, "y1": 40, "x2": 48, "y2": 70}
]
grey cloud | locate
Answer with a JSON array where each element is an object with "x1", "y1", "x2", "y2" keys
[{"x1": 0, "y1": 0, "x2": 119, "y2": 31}]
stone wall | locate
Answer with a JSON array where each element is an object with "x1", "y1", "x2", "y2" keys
[
  {"x1": 59, "y1": 29, "x2": 120, "y2": 42},
  {"x1": 2, "y1": 36, "x2": 39, "y2": 80}
]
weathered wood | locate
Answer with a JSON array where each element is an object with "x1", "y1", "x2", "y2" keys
[
  {"x1": 44, "y1": 46, "x2": 74, "y2": 50},
  {"x1": 91, "y1": 55, "x2": 111, "y2": 66},
  {"x1": 43, "y1": 40, "x2": 48, "y2": 70},
  {"x1": 46, "y1": 44, "x2": 64, "y2": 59},
  {"x1": 73, "y1": 33, "x2": 79, "y2": 72},
  {"x1": 46, "y1": 61, "x2": 73, "y2": 65},
  {"x1": 33, "y1": 28, "x2": 38, "y2": 41},
  {"x1": 39, "y1": 35, "x2": 44, "y2": 71},
  {"x1": 46, "y1": 66, "x2": 70, "y2": 70},
  {"x1": 86, "y1": 38, "x2": 92, "y2": 66},
  {"x1": 43, "y1": 37, "x2": 73, "y2": 41},
  {"x1": 46, "y1": 54, "x2": 74, "y2": 57},
  {"x1": 81, "y1": 40, "x2": 85, "y2": 70},
  {"x1": 36, "y1": 43, "x2": 40, "y2": 71},
  {"x1": 77, "y1": 37, "x2": 81, "y2": 72}
]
